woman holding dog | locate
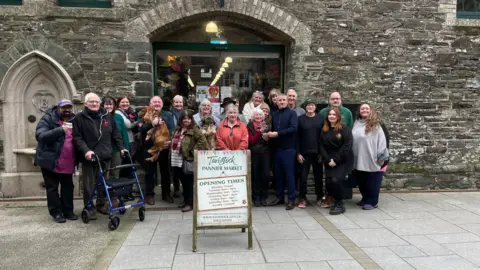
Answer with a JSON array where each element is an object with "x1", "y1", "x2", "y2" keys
[
  {"x1": 193, "y1": 99, "x2": 220, "y2": 128},
  {"x1": 170, "y1": 109, "x2": 207, "y2": 212}
]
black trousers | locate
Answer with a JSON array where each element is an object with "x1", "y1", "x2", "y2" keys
[
  {"x1": 171, "y1": 166, "x2": 183, "y2": 195},
  {"x1": 251, "y1": 154, "x2": 270, "y2": 201},
  {"x1": 41, "y1": 168, "x2": 74, "y2": 216},
  {"x1": 144, "y1": 149, "x2": 171, "y2": 196},
  {"x1": 326, "y1": 177, "x2": 344, "y2": 201},
  {"x1": 182, "y1": 172, "x2": 194, "y2": 206},
  {"x1": 299, "y1": 154, "x2": 324, "y2": 200}
]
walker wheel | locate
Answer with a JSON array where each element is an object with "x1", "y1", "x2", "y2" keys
[
  {"x1": 108, "y1": 216, "x2": 120, "y2": 231},
  {"x1": 81, "y1": 209, "x2": 90, "y2": 224},
  {"x1": 139, "y1": 207, "x2": 145, "y2": 222}
]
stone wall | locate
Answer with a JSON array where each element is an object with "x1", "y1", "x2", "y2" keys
[{"x1": 0, "y1": 0, "x2": 479, "y2": 190}]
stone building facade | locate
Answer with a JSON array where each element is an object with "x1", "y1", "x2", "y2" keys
[{"x1": 0, "y1": 0, "x2": 479, "y2": 197}]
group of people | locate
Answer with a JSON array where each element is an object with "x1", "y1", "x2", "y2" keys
[{"x1": 34, "y1": 88, "x2": 389, "y2": 223}]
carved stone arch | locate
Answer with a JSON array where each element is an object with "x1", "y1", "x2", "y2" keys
[
  {"x1": 0, "y1": 35, "x2": 90, "y2": 93},
  {"x1": 0, "y1": 50, "x2": 79, "y2": 173},
  {"x1": 126, "y1": 0, "x2": 312, "y2": 46}
]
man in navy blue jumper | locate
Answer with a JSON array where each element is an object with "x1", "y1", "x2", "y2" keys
[{"x1": 266, "y1": 94, "x2": 298, "y2": 210}]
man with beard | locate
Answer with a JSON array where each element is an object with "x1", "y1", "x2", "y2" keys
[
  {"x1": 139, "y1": 96, "x2": 175, "y2": 205},
  {"x1": 73, "y1": 93, "x2": 127, "y2": 218},
  {"x1": 35, "y1": 99, "x2": 77, "y2": 223}
]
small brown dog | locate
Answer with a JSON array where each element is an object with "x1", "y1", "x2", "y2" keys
[
  {"x1": 201, "y1": 116, "x2": 216, "y2": 150},
  {"x1": 138, "y1": 106, "x2": 170, "y2": 161}
]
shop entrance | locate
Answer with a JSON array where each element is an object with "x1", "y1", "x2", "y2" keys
[{"x1": 153, "y1": 42, "x2": 284, "y2": 113}]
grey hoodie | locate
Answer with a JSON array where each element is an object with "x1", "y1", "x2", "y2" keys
[{"x1": 352, "y1": 120, "x2": 389, "y2": 172}]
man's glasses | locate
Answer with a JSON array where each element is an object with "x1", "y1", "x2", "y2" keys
[{"x1": 87, "y1": 100, "x2": 100, "y2": 104}]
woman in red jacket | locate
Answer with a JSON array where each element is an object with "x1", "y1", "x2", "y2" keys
[
  {"x1": 247, "y1": 108, "x2": 271, "y2": 206},
  {"x1": 216, "y1": 104, "x2": 248, "y2": 150}
]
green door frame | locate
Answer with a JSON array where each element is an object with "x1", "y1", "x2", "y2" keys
[{"x1": 151, "y1": 42, "x2": 286, "y2": 96}]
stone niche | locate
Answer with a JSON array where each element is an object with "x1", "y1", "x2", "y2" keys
[{"x1": 0, "y1": 50, "x2": 82, "y2": 197}]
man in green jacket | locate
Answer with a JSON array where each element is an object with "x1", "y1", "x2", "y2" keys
[{"x1": 319, "y1": 92, "x2": 353, "y2": 129}]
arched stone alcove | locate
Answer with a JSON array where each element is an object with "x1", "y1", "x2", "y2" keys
[{"x1": 0, "y1": 50, "x2": 79, "y2": 197}]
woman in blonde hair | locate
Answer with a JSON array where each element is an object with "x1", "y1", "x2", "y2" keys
[
  {"x1": 352, "y1": 104, "x2": 388, "y2": 210},
  {"x1": 267, "y1": 89, "x2": 279, "y2": 114}
]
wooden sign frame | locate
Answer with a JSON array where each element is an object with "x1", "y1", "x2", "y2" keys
[{"x1": 192, "y1": 150, "x2": 253, "y2": 252}]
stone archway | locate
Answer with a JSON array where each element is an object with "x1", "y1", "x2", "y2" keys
[
  {"x1": 0, "y1": 50, "x2": 79, "y2": 197},
  {"x1": 126, "y1": 0, "x2": 311, "y2": 46}
]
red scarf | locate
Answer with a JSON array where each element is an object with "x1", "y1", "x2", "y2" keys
[{"x1": 171, "y1": 128, "x2": 186, "y2": 151}]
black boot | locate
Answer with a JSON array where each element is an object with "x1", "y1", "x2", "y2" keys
[{"x1": 329, "y1": 200, "x2": 345, "y2": 215}]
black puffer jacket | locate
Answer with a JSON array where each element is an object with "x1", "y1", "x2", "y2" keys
[
  {"x1": 34, "y1": 106, "x2": 75, "y2": 171},
  {"x1": 73, "y1": 108, "x2": 124, "y2": 162}
]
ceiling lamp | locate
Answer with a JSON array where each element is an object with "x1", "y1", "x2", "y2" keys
[
  {"x1": 225, "y1": 57, "x2": 232, "y2": 63},
  {"x1": 222, "y1": 63, "x2": 229, "y2": 68},
  {"x1": 206, "y1": 22, "x2": 218, "y2": 33},
  {"x1": 220, "y1": 67, "x2": 225, "y2": 72}
]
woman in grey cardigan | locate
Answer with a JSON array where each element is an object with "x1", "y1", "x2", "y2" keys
[{"x1": 352, "y1": 104, "x2": 389, "y2": 210}]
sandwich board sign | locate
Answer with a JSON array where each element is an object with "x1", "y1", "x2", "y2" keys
[{"x1": 192, "y1": 150, "x2": 252, "y2": 252}]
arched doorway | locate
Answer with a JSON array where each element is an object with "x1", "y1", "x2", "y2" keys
[
  {"x1": 126, "y1": 0, "x2": 312, "y2": 107},
  {"x1": 0, "y1": 50, "x2": 79, "y2": 196}
]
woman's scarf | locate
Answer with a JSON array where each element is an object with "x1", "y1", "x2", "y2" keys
[{"x1": 171, "y1": 128, "x2": 186, "y2": 151}]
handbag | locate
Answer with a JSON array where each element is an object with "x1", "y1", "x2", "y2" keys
[{"x1": 182, "y1": 158, "x2": 194, "y2": 175}]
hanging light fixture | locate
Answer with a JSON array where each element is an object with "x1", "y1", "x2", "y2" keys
[
  {"x1": 225, "y1": 57, "x2": 232, "y2": 63},
  {"x1": 205, "y1": 22, "x2": 218, "y2": 33},
  {"x1": 222, "y1": 63, "x2": 229, "y2": 68},
  {"x1": 220, "y1": 67, "x2": 225, "y2": 72}
]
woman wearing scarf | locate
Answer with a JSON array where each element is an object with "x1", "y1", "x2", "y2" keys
[
  {"x1": 116, "y1": 97, "x2": 138, "y2": 155},
  {"x1": 170, "y1": 110, "x2": 207, "y2": 212},
  {"x1": 247, "y1": 108, "x2": 271, "y2": 207}
]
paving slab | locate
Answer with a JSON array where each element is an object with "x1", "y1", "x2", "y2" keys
[
  {"x1": 108, "y1": 244, "x2": 176, "y2": 269},
  {"x1": 362, "y1": 247, "x2": 414, "y2": 270},
  {"x1": 431, "y1": 210, "x2": 480, "y2": 225},
  {"x1": 205, "y1": 263, "x2": 299, "y2": 270},
  {"x1": 325, "y1": 215, "x2": 360, "y2": 230},
  {"x1": 297, "y1": 261, "x2": 332, "y2": 270},
  {"x1": 459, "y1": 223, "x2": 480, "y2": 236},
  {"x1": 378, "y1": 218, "x2": 466, "y2": 235},
  {"x1": 425, "y1": 232, "x2": 480, "y2": 244},
  {"x1": 445, "y1": 242, "x2": 480, "y2": 266},
  {"x1": 205, "y1": 251, "x2": 265, "y2": 265},
  {"x1": 387, "y1": 245, "x2": 426, "y2": 258},
  {"x1": 327, "y1": 260, "x2": 365, "y2": 270},
  {"x1": 176, "y1": 233, "x2": 259, "y2": 254},
  {"x1": 260, "y1": 239, "x2": 352, "y2": 262},
  {"x1": 172, "y1": 254, "x2": 204, "y2": 270},
  {"x1": 401, "y1": 236, "x2": 454, "y2": 256},
  {"x1": 266, "y1": 210, "x2": 295, "y2": 224},
  {"x1": 342, "y1": 228, "x2": 408, "y2": 247},
  {"x1": 405, "y1": 255, "x2": 478, "y2": 270},
  {"x1": 253, "y1": 223, "x2": 306, "y2": 240}
]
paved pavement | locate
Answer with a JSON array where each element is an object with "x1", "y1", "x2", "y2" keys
[
  {"x1": 104, "y1": 192, "x2": 480, "y2": 270},
  {"x1": 2, "y1": 192, "x2": 480, "y2": 270}
]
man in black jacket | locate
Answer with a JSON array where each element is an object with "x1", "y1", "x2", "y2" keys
[
  {"x1": 73, "y1": 93, "x2": 126, "y2": 218},
  {"x1": 35, "y1": 99, "x2": 77, "y2": 223}
]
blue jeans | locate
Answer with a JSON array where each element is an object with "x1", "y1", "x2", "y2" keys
[
  {"x1": 274, "y1": 148, "x2": 296, "y2": 202},
  {"x1": 355, "y1": 170, "x2": 383, "y2": 206}
]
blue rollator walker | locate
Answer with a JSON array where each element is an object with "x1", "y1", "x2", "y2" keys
[{"x1": 81, "y1": 152, "x2": 146, "y2": 230}]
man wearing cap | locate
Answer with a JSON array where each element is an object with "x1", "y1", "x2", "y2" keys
[
  {"x1": 296, "y1": 99, "x2": 324, "y2": 208},
  {"x1": 220, "y1": 97, "x2": 248, "y2": 125},
  {"x1": 35, "y1": 99, "x2": 77, "y2": 223}
]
